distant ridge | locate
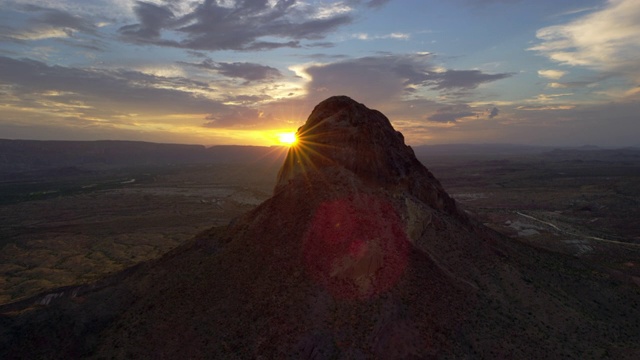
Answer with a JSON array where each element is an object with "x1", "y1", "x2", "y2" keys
[
  {"x1": 412, "y1": 143, "x2": 551, "y2": 157},
  {"x1": 0, "y1": 139, "x2": 287, "y2": 173},
  {"x1": 3, "y1": 138, "x2": 635, "y2": 174}
]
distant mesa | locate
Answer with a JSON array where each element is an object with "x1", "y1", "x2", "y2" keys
[{"x1": 1, "y1": 96, "x2": 639, "y2": 359}]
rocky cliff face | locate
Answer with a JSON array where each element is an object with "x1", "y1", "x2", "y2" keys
[
  {"x1": 276, "y1": 96, "x2": 459, "y2": 218},
  {"x1": 2, "y1": 96, "x2": 639, "y2": 359}
]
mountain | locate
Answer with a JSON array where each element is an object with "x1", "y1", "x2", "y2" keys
[
  {"x1": 1, "y1": 96, "x2": 639, "y2": 359},
  {"x1": 413, "y1": 143, "x2": 551, "y2": 159},
  {"x1": 0, "y1": 139, "x2": 286, "y2": 174}
]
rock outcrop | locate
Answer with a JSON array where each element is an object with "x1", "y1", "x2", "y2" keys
[{"x1": 276, "y1": 96, "x2": 459, "y2": 217}]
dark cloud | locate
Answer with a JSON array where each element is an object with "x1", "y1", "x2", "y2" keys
[
  {"x1": 31, "y1": 7, "x2": 97, "y2": 35},
  {"x1": 184, "y1": 60, "x2": 282, "y2": 81},
  {"x1": 427, "y1": 105, "x2": 476, "y2": 123},
  {"x1": 0, "y1": 56, "x2": 219, "y2": 116},
  {"x1": 215, "y1": 62, "x2": 282, "y2": 81},
  {"x1": 1, "y1": 6, "x2": 99, "y2": 42},
  {"x1": 303, "y1": 54, "x2": 513, "y2": 104},
  {"x1": 488, "y1": 106, "x2": 499, "y2": 118},
  {"x1": 306, "y1": 42, "x2": 336, "y2": 48},
  {"x1": 304, "y1": 54, "x2": 427, "y2": 104},
  {"x1": 59, "y1": 38, "x2": 108, "y2": 52},
  {"x1": 119, "y1": 2, "x2": 175, "y2": 40},
  {"x1": 425, "y1": 104, "x2": 497, "y2": 123},
  {"x1": 425, "y1": 70, "x2": 513, "y2": 91},
  {"x1": 186, "y1": 50, "x2": 208, "y2": 58},
  {"x1": 0, "y1": 56, "x2": 295, "y2": 130},
  {"x1": 119, "y1": 0, "x2": 357, "y2": 51},
  {"x1": 0, "y1": 24, "x2": 21, "y2": 42},
  {"x1": 244, "y1": 40, "x2": 301, "y2": 51},
  {"x1": 222, "y1": 94, "x2": 273, "y2": 104}
]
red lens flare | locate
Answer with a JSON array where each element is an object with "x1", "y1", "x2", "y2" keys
[{"x1": 303, "y1": 194, "x2": 409, "y2": 300}]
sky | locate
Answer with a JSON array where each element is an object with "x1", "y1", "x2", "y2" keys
[{"x1": 0, "y1": 0, "x2": 639, "y2": 147}]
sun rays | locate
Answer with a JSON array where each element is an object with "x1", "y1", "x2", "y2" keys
[
  {"x1": 277, "y1": 132, "x2": 298, "y2": 146},
  {"x1": 274, "y1": 124, "x2": 345, "y2": 195}
]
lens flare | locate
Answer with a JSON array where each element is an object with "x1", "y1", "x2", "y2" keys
[
  {"x1": 302, "y1": 195, "x2": 409, "y2": 300},
  {"x1": 278, "y1": 132, "x2": 297, "y2": 146}
]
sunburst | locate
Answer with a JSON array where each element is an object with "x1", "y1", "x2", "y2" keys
[{"x1": 278, "y1": 132, "x2": 298, "y2": 146}]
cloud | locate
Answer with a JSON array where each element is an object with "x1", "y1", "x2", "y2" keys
[
  {"x1": 0, "y1": 56, "x2": 215, "y2": 114},
  {"x1": 29, "y1": 6, "x2": 97, "y2": 34},
  {"x1": 487, "y1": 106, "x2": 499, "y2": 118},
  {"x1": 538, "y1": 69, "x2": 566, "y2": 80},
  {"x1": 1, "y1": 6, "x2": 98, "y2": 41},
  {"x1": 0, "y1": 55, "x2": 271, "y2": 124},
  {"x1": 3, "y1": 1, "x2": 135, "y2": 22},
  {"x1": 300, "y1": 53, "x2": 349, "y2": 60},
  {"x1": 221, "y1": 94, "x2": 273, "y2": 104},
  {"x1": 184, "y1": 60, "x2": 282, "y2": 82},
  {"x1": 118, "y1": 0, "x2": 372, "y2": 51},
  {"x1": 427, "y1": 105, "x2": 476, "y2": 123},
  {"x1": 538, "y1": 71, "x2": 607, "y2": 90},
  {"x1": 516, "y1": 105, "x2": 576, "y2": 111},
  {"x1": 551, "y1": 6, "x2": 601, "y2": 18},
  {"x1": 547, "y1": 81, "x2": 594, "y2": 89},
  {"x1": 119, "y1": 2, "x2": 175, "y2": 40},
  {"x1": 301, "y1": 54, "x2": 513, "y2": 105},
  {"x1": 527, "y1": 93, "x2": 573, "y2": 104},
  {"x1": 0, "y1": 56, "x2": 302, "y2": 131},
  {"x1": 530, "y1": 0, "x2": 640, "y2": 80},
  {"x1": 303, "y1": 54, "x2": 431, "y2": 104},
  {"x1": 425, "y1": 69, "x2": 513, "y2": 91},
  {"x1": 204, "y1": 107, "x2": 273, "y2": 128},
  {"x1": 353, "y1": 32, "x2": 410, "y2": 40}
]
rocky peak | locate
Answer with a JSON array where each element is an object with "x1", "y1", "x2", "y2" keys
[{"x1": 275, "y1": 95, "x2": 460, "y2": 217}]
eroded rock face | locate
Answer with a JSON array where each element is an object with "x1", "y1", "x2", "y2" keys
[
  {"x1": 269, "y1": 96, "x2": 469, "y2": 300},
  {"x1": 277, "y1": 96, "x2": 411, "y2": 185},
  {"x1": 276, "y1": 95, "x2": 461, "y2": 218}
]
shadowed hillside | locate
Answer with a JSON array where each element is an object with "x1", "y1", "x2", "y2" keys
[{"x1": 1, "y1": 97, "x2": 639, "y2": 359}]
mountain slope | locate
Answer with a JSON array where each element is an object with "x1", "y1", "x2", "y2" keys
[{"x1": 1, "y1": 96, "x2": 639, "y2": 359}]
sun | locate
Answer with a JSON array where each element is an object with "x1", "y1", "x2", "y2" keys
[{"x1": 278, "y1": 132, "x2": 297, "y2": 146}]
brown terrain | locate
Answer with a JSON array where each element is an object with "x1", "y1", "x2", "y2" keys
[
  {"x1": 0, "y1": 96, "x2": 639, "y2": 358},
  {"x1": 0, "y1": 163, "x2": 280, "y2": 304}
]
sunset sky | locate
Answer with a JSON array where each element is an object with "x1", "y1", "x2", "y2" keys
[{"x1": 1, "y1": 0, "x2": 639, "y2": 146}]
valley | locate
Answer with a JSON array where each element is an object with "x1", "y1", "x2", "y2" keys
[{"x1": 1, "y1": 145, "x2": 639, "y2": 305}]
